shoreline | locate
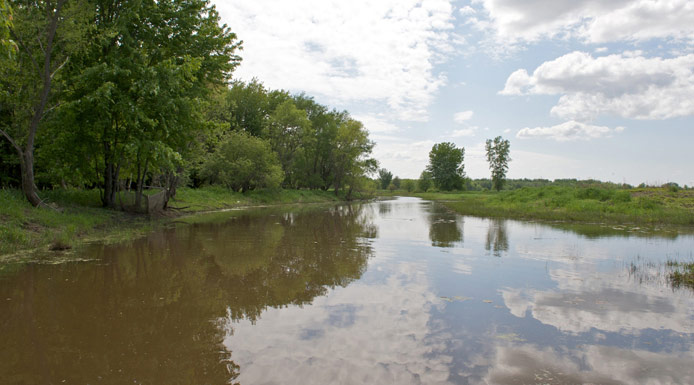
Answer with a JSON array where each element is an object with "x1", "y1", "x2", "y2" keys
[{"x1": 0, "y1": 187, "x2": 363, "y2": 262}]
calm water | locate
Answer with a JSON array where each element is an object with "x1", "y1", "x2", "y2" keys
[{"x1": 2, "y1": 197, "x2": 694, "y2": 384}]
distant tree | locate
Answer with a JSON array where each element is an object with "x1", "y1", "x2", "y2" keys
[
  {"x1": 426, "y1": 142, "x2": 465, "y2": 191},
  {"x1": 392, "y1": 176, "x2": 401, "y2": 189},
  {"x1": 201, "y1": 131, "x2": 283, "y2": 192},
  {"x1": 485, "y1": 136, "x2": 511, "y2": 191},
  {"x1": 418, "y1": 171, "x2": 432, "y2": 192},
  {"x1": 403, "y1": 179, "x2": 415, "y2": 192},
  {"x1": 378, "y1": 168, "x2": 393, "y2": 190}
]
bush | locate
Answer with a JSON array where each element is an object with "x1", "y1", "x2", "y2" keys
[{"x1": 201, "y1": 131, "x2": 283, "y2": 192}]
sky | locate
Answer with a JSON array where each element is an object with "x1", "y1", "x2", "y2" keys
[{"x1": 212, "y1": 0, "x2": 694, "y2": 186}]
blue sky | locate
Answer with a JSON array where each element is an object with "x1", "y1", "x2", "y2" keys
[{"x1": 213, "y1": 0, "x2": 694, "y2": 186}]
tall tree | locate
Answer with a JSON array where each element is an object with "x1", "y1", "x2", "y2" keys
[
  {"x1": 426, "y1": 142, "x2": 465, "y2": 191},
  {"x1": 0, "y1": 0, "x2": 87, "y2": 206},
  {"x1": 485, "y1": 136, "x2": 511, "y2": 191},
  {"x1": 264, "y1": 100, "x2": 312, "y2": 187},
  {"x1": 332, "y1": 118, "x2": 377, "y2": 198},
  {"x1": 378, "y1": 168, "x2": 393, "y2": 190},
  {"x1": 54, "y1": 0, "x2": 241, "y2": 208}
]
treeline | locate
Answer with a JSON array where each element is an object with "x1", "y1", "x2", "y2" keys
[
  {"x1": 0, "y1": 0, "x2": 376, "y2": 210},
  {"x1": 375, "y1": 177, "x2": 690, "y2": 193}
]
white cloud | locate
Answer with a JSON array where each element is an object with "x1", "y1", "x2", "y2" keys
[
  {"x1": 214, "y1": 0, "x2": 457, "y2": 121},
  {"x1": 451, "y1": 127, "x2": 477, "y2": 137},
  {"x1": 222, "y1": 260, "x2": 454, "y2": 385},
  {"x1": 502, "y1": 51, "x2": 694, "y2": 121},
  {"x1": 353, "y1": 114, "x2": 401, "y2": 133},
  {"x1": 517, "y1": 121, "x2": 625, "y2": 141},
  {"x1": 472, "y1": 0, "x2": 694, "y2": 45},
  {"x1": 453, "y1": 110, "x2": 474, "y2": 123}
]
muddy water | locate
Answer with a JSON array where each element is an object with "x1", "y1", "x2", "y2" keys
[{"x1": 1, "y1": 197, "x2": 693, "y2": 384}]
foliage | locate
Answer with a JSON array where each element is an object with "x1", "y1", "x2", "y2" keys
[
  {"x1": 201, "y1": 131, "x2": 283, "y2": 192},
  {"x1": 47, "y1": 0, "x2": 241, "y2": 207},
  {"x1": 403, "y1": 179, "x2": 415, "y2": 192},
  {"x1": 0, "y1": 0, "x2": 15, "y2": 58},
  {"x1": 426, "y1": 142, "x2": 465, "y2": 191},
  {"x1": 264, "y1": 100, "x2": 312, "y2": 186},
  {"x1": 392, "y1": 176, "x2": 401, "y2": 189},
  {"x1": 485, "y1": 136, "x2": 511, "y2": 191},
  {"x1": 378, "y1": 168, "x2": 393, "y2": 190},
  {"x1": 418, "y1": 171, "x2": 432, "y2": 192},
  {"x1": 417, "y1": 186, "x2": 694, "y2": 226}
]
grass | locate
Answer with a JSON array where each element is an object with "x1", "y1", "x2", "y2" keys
[
  {"x1": 172, "y1": 186, "x2": 344, "y2": 212},
  {"x1": 0, "y1": 186, "x2": 352, "y2": 258},
  {"x1": 383, "y1": 186, "x2": 694, "y2": 226},
  {"x1": 666, "y1": 261, "x2": 694, "y2": 289}
]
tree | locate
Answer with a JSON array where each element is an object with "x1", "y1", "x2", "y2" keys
[
  {"x1": 331, "y1": 118, "x2": 377, "y2": 198},
  {"x1": 0, "y1": 0, "x2": 87, "y2": 206},
  {"x1": 403, "y1": 179, "x2": 415, "y2": 193},
  {"x1": 54, "y1": 0, "x2": 241, "y2": 207},
  {"x1": 418, "y1": 171, "x2": 432, "y2": 192},
  {"x1": 485, "y1": 136, "x2": 511, "y2": 191},
  {"x1": 264, "y1": 100, "x2": 312, "y2": 187},
  {"x1": 378, "y1": 168, "x2": 393, "y2": 190},
  {"x1": 201, "y1": 131, "x2": 282, "y2": 192},
  {"x1": 391, "y1": 176, "x2": 401, "y2": 189},
  {"x1": 426, "y1": 142, "x2": 465, "y2": 191}
]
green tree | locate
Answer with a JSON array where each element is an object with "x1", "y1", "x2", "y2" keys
[
  {"x1": 485, "y1": 136, "x2": 511, "y2": 191},
  {"x1": 392, "y1": 176, "x2": 401, "y2": 189},
  {"x1": 426, "y1": 142, "x2": 465, "y2": 191},
  {"x1": 53, "y1": 0, "x2": 241, "y2": 207},
  {"x1": 418, "y1": 171, "x2": 432, "y2": 192},
  {"x1": 0, "y1": 0, "x2": 89, "y2": 206},
  {"x1": 332, "y1": 118, "x2": 377, "y2": 198},
  {"x1": 264, "y1": 100, "x2": 312, "y2": 187},
  {"x1": 201, "y1": 131, "x2": 283, "y2": 192},
  {"x1": 403, "y1": 179, "x2": 415, "y2": 192},
  {"x1": 378, "y1": 168, "x2": 393, "y2": 190}
]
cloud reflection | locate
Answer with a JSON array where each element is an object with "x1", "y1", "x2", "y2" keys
[{"x1": 221, "y1": 261, "x2": 455, "y2": 385}]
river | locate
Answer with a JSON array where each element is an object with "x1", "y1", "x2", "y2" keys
[{"x1": 1, "y1": 197, "x2": 693, "y2": 384}]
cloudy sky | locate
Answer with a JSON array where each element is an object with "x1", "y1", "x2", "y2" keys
[{"x1": 213, "y1": 0, "x2": 694, "y2": 185}]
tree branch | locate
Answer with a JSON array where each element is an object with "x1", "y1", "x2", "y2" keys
[{"x1": 0, "y1": 126, "x2": 23, "y2": 157}]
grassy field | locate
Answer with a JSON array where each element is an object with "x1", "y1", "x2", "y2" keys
[
  {"x1": 0, "y1": 187, "x2": 348, "y2": 257},
  {"x1": 387, "y1": 186, "x2": 694, "y2": 226}
]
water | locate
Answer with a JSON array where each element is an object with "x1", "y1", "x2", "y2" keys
[{"x1": 1, "y1": 197, "x2": 693, "y2": 384}]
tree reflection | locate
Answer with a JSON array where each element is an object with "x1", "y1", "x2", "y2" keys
[
  {"x1": 0, "y1": 204, "x2": 375, "y2": 384},
  {"x1": 427, "y1": 204, "x2": 463, "y2": 248},
  {"x1": 485, "y1": 219, "x2": 509, "y2": 257}
]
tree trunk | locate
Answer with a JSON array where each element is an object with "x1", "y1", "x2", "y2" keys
[{"x1": 20, "y1": 152, "x2": 43, "y2": 207}]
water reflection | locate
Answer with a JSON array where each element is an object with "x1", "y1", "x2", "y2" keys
[
  {"x1": 427, "y1": 204, "x2": 463, "y2": 248},
  {"x1": 0, "y1": 204, "x2": 375, "y2": 384},
  {"x1": 2, "y1": 198, "x2": 694, "y2": 384},
  {"x1": 485, "y1": 219, "x2": 509, "y2": 257}
]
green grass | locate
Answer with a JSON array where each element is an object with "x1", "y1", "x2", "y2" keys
[
  {"x1": 0, "y1": 187, "x2": 355, "y2": 258},
  {"x1": 666, "y1": 261, "x2": 694, "y2": 289},
  {"x1": 172, "y1": 186, "x2": 344, "y2": 212},
  {"x1": 0, "y1": 189, "x2": 155, "y2": 256},
  {"x1": 392, "y1": 186, "x2": 694, "y2": 226}
]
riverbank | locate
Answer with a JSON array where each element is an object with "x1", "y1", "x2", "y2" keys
[
  {"x1": 0, "y1": 187, "x2": 349, "y2": 257},
  {"x1": 388, "y1": 186, "x2": 694, "y2": 227}
]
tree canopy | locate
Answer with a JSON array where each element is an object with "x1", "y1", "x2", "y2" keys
[
  {"x1": 0, "y1": 1, "x2": 377, "y2": 208},
  {"x1": 485, "y1": 136, "x2": 511, "y2": 191},
  {"x1": 426, "y1": 142, "x2": 465, "y2": 191}
]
